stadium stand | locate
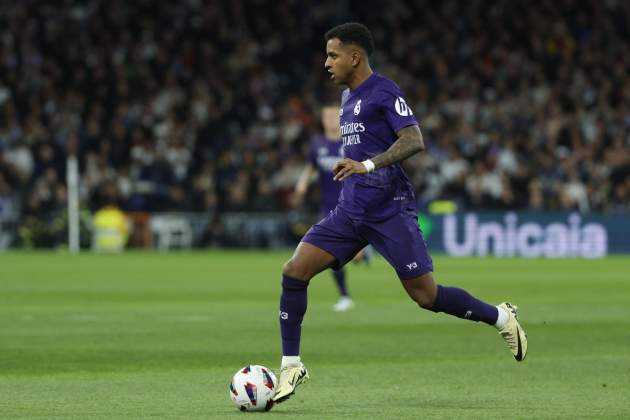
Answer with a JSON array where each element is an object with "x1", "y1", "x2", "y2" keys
[{"x1": 0, "y1": 0, "x2": 629, "y2": 249}]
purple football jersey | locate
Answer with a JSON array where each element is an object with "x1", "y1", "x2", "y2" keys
[
  {"x1": 309, "y1": 134, "x2": 344, "y2": 213},
  {"x1": 338, "y1": 72, "x2": 418, "y2": 221}
]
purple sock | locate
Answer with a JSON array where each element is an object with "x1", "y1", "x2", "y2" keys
[
  {"x1": 279, "y1": 275, "x2": 309, "y2": 356},
  {"x1": 429, "y1": 285, "x2": 498, "y2": 325},
  {"x1": 332, "y1": 268, "x2": 349, "y2": 297}
]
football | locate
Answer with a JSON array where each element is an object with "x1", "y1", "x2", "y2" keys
[{"x1": 229, "y1": 365, "x2": 277, "y2": 412}]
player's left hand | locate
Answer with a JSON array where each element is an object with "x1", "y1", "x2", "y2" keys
[{"x1": 332, "y1": 159, "x2": 367, "y2": 181}]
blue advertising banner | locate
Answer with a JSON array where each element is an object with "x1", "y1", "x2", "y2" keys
[{"x1": 419, "y1": 212, "x2": 629, "y2": 258}]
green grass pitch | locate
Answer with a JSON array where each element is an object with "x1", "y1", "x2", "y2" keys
[{"x1": 1, "y1": 251, "x2": 629, "y2": 419}]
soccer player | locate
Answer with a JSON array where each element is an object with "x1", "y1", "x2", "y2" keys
[
  {"x1": 292, "y1": 103, "x2": 355, "y2": 312},
  {"x1": 273, "y1": 22, "x2": 528, "y2": 404}
]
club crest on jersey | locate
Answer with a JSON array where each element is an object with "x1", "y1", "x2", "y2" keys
[
  {"x1": 339, "y1": 107, "x2": 344, "y2": 116},
  {"x1": 353, "y1": 99, "x2": 362, "y2": 115},
  {"x1": 395, "y1": 97, "x2": 413, "y2": 116}
]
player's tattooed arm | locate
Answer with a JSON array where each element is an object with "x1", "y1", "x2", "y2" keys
[
  {"x1": 371, "y1": 125, "x2": 425, "y2": 170},
  {"x1": 332, "y1": 125, "x2": 425, "y2": 181}
]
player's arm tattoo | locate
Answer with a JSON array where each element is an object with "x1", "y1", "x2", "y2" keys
[{"x1": 371, "y1": 125, "x2": 424, "y2": 170}]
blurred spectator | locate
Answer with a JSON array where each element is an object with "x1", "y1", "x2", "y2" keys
[
  {"x1": 92, "y1": 181, "x2": 129, "y2": 252},
  {"x1": 560, "y1": 166, "x2": 590, "y2": 213}
]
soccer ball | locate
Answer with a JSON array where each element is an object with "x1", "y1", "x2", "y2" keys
[{"x1": 229, "y1": 365, "x2": 277, "y2": 412}]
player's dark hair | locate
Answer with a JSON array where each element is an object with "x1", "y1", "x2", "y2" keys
[{"x1": 324, "y1": 22, "x2": 374, "y2": 56}]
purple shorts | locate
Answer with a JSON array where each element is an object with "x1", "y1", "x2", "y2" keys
[{"x1": 302, "y1": 206, "x2": 433, "y2": 280}]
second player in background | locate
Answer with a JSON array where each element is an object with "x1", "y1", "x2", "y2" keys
[{"x1": 292, "y1": 103, "x2": 369, "y2": 312}]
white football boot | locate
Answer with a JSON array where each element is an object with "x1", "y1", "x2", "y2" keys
[
  {"x1": 272, "y1": 363, "x2": 309, "y2": 404},
  {"x1": 333, "y1": 296, "x2": 355, "y2": 312},
  {"x1": 497, "y1": 302, "x2": 528, "y2": 361}
]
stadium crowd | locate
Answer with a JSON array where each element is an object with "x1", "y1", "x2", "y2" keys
[{"x1": 1, "y1": 0, "x2": 629, "y2": 246}]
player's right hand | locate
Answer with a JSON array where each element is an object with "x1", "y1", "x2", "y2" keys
[{"x1": 332, "y1": 159, "x2": 367, "y2": 181}]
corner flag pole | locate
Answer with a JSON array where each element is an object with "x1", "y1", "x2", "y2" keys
[{"x1": 66, "y1": 155, "x2": 80, "y2": 254}]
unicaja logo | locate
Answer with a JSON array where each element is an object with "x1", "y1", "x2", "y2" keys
[{"x1": 443, "y1": 213, "x2": 608, "y2": 258}]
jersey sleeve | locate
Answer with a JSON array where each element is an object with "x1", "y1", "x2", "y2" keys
[{"x1": 378, "y1": 83, "x2": 418, "y2": 133}]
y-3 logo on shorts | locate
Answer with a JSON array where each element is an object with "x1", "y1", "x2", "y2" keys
[
  {"x1": 406, "y1": 262, "x2": 418, "y2": 270},
  {"x1": 279, "y1": 311, "x2": 288, "y2": 320}
]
